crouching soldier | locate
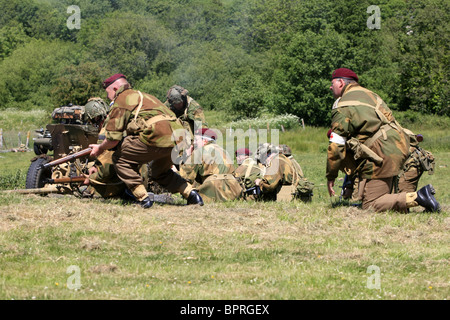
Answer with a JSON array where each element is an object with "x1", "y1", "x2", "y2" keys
[
  {"x1": 277, "y1": 144, "x2": 315, "y2": 202},
  {"x1": 179, "y1": 128, "x2": 243, "y2": 203},
  {"x1": 244, "y1": 143, "x2": 312, "y2": 202}
]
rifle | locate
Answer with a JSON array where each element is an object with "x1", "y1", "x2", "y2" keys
[{"x1": 40, "y1": 147, "x2": 93, "y2": 170}]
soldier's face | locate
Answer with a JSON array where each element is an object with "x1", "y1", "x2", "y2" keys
[
  {"x1": 194, "y1": 135, "x2": 205, "y2": 149},
  {"x1": 330, "y1": 78, "x2": 345, "y2": 99},
  {"x1": 236, "y1": 154, "x2": 247, "y2": 165},
  {"x1": 172, "y1": 101, "x2": 184, "y2": 111}
]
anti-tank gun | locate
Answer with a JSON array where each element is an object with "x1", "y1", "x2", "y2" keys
[{"x1": 24, "y1": 99, "x2": 108, "y2": 195}]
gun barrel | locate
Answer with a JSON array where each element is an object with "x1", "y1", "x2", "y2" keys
[{"x1": 42, "y1": 147, "x2": 92, "y2": 169}]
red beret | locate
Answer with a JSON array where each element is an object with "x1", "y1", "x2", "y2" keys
[
  {"x1": 195, "y1": 128, "x2": 217, "y2": 140},
  {"x1": 236, "y1": 148, "x2": 252, "y2": 156},
  {"x1": 331, "y1": 68, "x2": 359, "y2": 82},
  {"x1": 103, "y1": 73, "x2": 126, "y2": 89}
]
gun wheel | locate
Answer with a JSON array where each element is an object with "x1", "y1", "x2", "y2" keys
[
  {"x1": 33, "y1": 143, "x2": 48, "y2": 155},
  {"x1": 25, "y1": 156, "x2": 53, "y2": 189}
]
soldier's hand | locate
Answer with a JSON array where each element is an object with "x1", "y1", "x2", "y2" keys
[
  {"x1": 327, "y1": 179, "x2": 336, "y2": 197},
  {"x1": 83, "y1": 166, "x2": 98, "y2": 185},
  {"x1": 89, "y1": 144, "x2": 102, "y2": 157}
]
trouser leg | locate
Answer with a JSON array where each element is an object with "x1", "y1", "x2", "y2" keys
[
  {"x1": 150, "y1": 153, "x2": 194, "y2": 197},
  {"x1": 397, "y1": 167, "x2": 423, "y2": 193},
  {"x1": 359, "y1": 177, "x2": 408, "y2": 213},
  {"x1": 113, "y1": 136, "x2": 193, "y2": 200}
]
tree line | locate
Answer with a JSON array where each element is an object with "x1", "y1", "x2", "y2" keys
[{"x1": 0, "y1": 0, "x2": 448, "y2": 126}]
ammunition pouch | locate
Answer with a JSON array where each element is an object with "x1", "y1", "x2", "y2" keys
[{"x1": 403, "y1": 147, "x2": 435, "y2": 175}]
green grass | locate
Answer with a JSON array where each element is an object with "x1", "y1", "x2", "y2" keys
[{"x1": 0, "y1": 109, "x2": 449, "y2": 300}]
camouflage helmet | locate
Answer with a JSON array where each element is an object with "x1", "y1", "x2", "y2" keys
[
  {"x1": 84, "y1": 97, "x2": 108, "y2": 122},
  {"x1": 167, "y1": 85, "x2": 189, "y2": 105},
  {"x1": 278, "y1": 144, "x2": 292, "y2": 156},
  {"x1": 255, "y1": 143, "x2": 277, "y2": 163}
]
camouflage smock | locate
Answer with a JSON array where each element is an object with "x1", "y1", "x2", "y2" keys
[
  {"x1": 105, "y1": 86, "x2": 183, "y2": 148},
  {"x1": 234, "y1": 157, "x2": 264, "y2": 190},
  {"x1": 256, "y1": 153, "x2": 297, "y2": 200},
  {"x1": 326, "y1": 84, "x2": 409, "y2": 181},
  {"x1": 179, "y1": 141, "x2": 242, "y2": 202}
]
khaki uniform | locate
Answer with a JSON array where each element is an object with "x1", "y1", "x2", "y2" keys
[
  {"x1": 102, "y1": 85, "x2": 193, "y2": 201},
  {"x1": 327, "y1": 84, "x2": 410, "y2": 212},
  {"x1": 179, "y1": 141, "x2": 242, "y2": 203}
]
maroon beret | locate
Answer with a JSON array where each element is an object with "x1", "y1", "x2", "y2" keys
[
  {"x1": 236, "y1": 148, "x2": 252, "y2": 157},
  {"x1": 102, "y1": 73, "x2": 126, "y2": 89},
  {"x1": 195, "y1": 128, "x2": 217, "y2": 140},
  {"x1": 331, "y1": 68, "x2": 359, "y2": 82}
]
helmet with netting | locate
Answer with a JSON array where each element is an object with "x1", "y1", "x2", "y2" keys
[
  {"x1": 278, "y1": 144, "x2": 292, "y2": 156},
  {"x1": 84, "y1": 97, "x2": 108, "y2": 124},
  {"x1": 166, "y1": 85, "x2": 189, "y2": 105},
  {"x1": 255, "y1": 143, "x2": 278, "y2": 163}
]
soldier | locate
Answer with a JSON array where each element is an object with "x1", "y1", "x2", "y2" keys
[
  {"x1": 235, "y1": 148, "x2": 252, "y2": 166},
  {"x1": 89, "y1": 74, "x2": 203, "y2": 208},
  {"x1": 326, "y1": 67, "x2": 440, "y2": 212},
  {"x1": 84, "y1": 97, "x2": 109, "y2": 128},
  {"x1": 81, "y1": 97, "x2": 129, "y2": 199},
  {"x1": 277, "y1": 144, "x2": 314, "y2": 202},
  {"x1": 179, "y1": 128, "x2": 243, "y2": 203},
  {"x1": 252, "y1": 143, "x2": 294, "y2": 201},
  {"x1": 164, "y1": 85, "x2": 208, "y2": 142}
]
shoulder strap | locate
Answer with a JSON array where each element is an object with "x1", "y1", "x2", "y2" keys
[
  {"x1": 133, "y1": 91, "x2": 144, "y2": 122},
  {"x1": 244, "y1": 159, "x2": 255, "y2": 181}
]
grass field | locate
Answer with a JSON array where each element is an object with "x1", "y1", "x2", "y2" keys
[{"x1": 0, "y1": 109, "x2": 449, "y2": 301}]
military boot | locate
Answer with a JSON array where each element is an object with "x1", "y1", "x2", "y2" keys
[
  {"x1": 415, "y1": 184, "x2": 440, "y2": 212},
  {"x1": 124, "y1": 188, "x2": 154, "y2": 209},
  {"x1": 187, "y1": 190, "x2": 204, "y2": 206},
  {"x1": 138, "y1": 196, "x2": 154, "y2": 209}
]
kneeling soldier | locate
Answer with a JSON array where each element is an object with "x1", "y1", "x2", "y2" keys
[{"x1": 179, "y1": 128, "x2": 243, "y2": 203}]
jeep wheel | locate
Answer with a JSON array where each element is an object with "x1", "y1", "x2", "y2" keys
[{"x1": 26, "y1": 157, "x2": 52, "y2": 189}]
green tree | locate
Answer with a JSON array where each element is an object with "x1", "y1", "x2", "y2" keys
[
  {"x1": 0, "y1": 39, "x2": 79, "y2": 110},
  {"x1": 230, "y1": 73, "x2": 267, "y2": 118},
  {"x1": 268, "y1": 29, "x2": 351, "y2": 126},
  {"x1": 51, "y1": 62, "x2": 107, "y2": 107}
]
